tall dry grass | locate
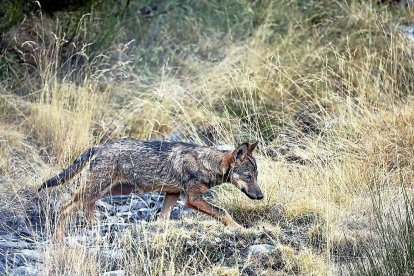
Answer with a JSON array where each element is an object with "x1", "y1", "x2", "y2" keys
[{"x1": 0, "y1": 0, "x2": 413, "y2": 275}]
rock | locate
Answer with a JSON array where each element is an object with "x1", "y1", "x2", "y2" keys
[
  {"x1": 100, "y1": 249, "x2": 124, "y2": 260},
  {"x1": 130, "y1": 208, "x2": 154, "y2": 221},
  {"x1": 106, "y1": 216, "x2": 125, "y2": 224},
  {"x1": 116, "y1": 206, "x2": 133, "y2": 213},
  {"x1": 0, "y1": 239, "x2": 35, "y2": 250},
  {"x1": 116, "y1": 211, "x2": 135, "y2": 217},
  {"x1": 246, "y1": 244, "x2": 277, "y2": 256},
  {"x1": 96, "y1": 200, "x2": 115, "y2": 211},
  {"x1": 170, "y1": 207, "x2": 181, "y2": 219},
  {"x1": 166, "y1": 133, "x2": 183, "y2": 142},
  {"x1": 96, "y1": 222, "x2": 136, "y2": 236},
  {"x1": 15, "y1": 249, "x2": 39, "y2": 263},
  {"x1": 10, "y1": 266, "x2": 38, "y2": 276},
  {"x1": 100, "y1": 195, "x2": 129, "y2": 207},
  {"x1": 0, "y1": 234, "x2": 20, "y2": 240},
  {"x1": 402, "y1": 24, "x2": 414, "y2": 43},
  {"x1": 102, "y1": 270, "x2": 126, "y2": 276},
  {"x1": 217, "y1": 144, "x2": 234, "y2": 151},
  {"x1": 147, "y1": 193, "x2": 165, "y2": 203},
  {"x1": 0, "y1": 234, "x2": 44, "y2": 273},
  {"x1": 0, "y1": 263, "x2": 5, "y2": 275},
  {"x1": 129, "y1": 198, "x2": 149, "y2": 210},
  {"x1": 242, "y1": 244, "x2": 284, "y2": 274}
]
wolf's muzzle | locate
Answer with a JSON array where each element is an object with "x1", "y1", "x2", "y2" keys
[{"x1": 241, "y1": 188, "x2": 264, "y2": 200}]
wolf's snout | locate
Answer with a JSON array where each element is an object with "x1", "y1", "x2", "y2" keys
[
  {"x1": 252, "y1": 189, "x2": 264, "y2": 200},
  {"x1": 242, "y1": 187, "x2": 264, "y2": 200},
  {"x1": 255, "y1": 191, "x2": 264, "y2": 200}
]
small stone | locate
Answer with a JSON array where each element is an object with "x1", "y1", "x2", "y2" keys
[
  {"x1": 116, "y1": 206, "x2": 132, "y2": 213},
  {"x1": 100, "y1": 249, "x2": 124, "y2": 260},
  {"x1": 106, "y1": 216, "x2": 124, "y2": 224},
  {"x1": 116, "y1": 211, "x2": 135, "y2": 217},
  {"x1": 217, "y1": 144, "x2": 234, "y2": 151},
  {"x1": 0, "y1": 234, "x2": 20, "y2": 240},
  {"x1": 0, "y1": 240, "x2": 34, "y2": 250},
  {"x1": 170, "y1": 207, "x2": 181, "y2": 219},
  {"x1": 95, "y1": 200, "x2": 115, "y2": 211},
  {"x1": 130, "y1": 197, "x2": 149, "y2": 210},
  {"x1": 16, "y1": 249, "x2": 39, "y2": 262},
  {"x1": 246, "y1": 244, "x2": 277, "y2": 256},
  {"x1": 0, "y1": 264, "x2": 5, "y2": 275},
  {"x1": 131, "y1": 212, "x2": 149, "y2": 221},
  {"x1": 166, "y1": 134, "x2": 182, "y2": 142},
  {"x1": 102, "y1": 270, "x2": 126, "y2": 276},
  {"x1": 97, "y1": 222, "x2": 133, "y2": 236},
  {"x1": 148, "y1": 193, "x2": 164, "y2": 203},
  {"x1": 10, "y1": 266, "x2": 38, "y2": 276}
]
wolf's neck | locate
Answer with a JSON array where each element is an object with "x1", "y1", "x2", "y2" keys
[{"x1": 197, "y1": 149, "x2": 232, "y2": 186}]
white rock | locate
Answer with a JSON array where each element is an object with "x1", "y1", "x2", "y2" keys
[
  {"x1": 246, "y1": 244, "x2": 277, "y2": 256},
  {"x1": 402, "y1": 24, "x2": 414, "y2": 43},
  {"x1": 102, "y1": 270, "x2": 126, "y2": 276},
  {"x1": 10, "y1": 266, "x2": 38, "y2": 276},
  {"x1": 217, "y1": 144, "x2": 234, "y2": 151},
  {"x1": 95, "y1": 200, "x2": 115, "y2": 210}
]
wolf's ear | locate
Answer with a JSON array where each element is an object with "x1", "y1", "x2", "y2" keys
[
  {"x1": 247, "y1": 141, "x2": 258, "y2": 156},
  {"x1": 232, "y1": 143, "x2": 249, "y2": 165}
]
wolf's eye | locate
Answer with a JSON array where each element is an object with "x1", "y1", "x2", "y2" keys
[{"x1": 245, "y1": 174, "x2": 252, "y2": 180}]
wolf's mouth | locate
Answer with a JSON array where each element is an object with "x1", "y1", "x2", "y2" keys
[{"x1": 241, "y1": 188, "x2": 264, "y2": 200}]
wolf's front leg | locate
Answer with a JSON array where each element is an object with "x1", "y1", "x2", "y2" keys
[
  {"x1": 185, "y1": 183, "x2": 239, "y2": 226},
  {"x1": 159, "y1": 193, "x2": 180, "y2": 220}
]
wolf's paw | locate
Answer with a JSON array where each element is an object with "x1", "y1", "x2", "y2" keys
[
  {"x1": 225, "y1": 219, "x2": 244, "y2": 229},
  {"x1": 232, "y1": 221, "x2": 244, "y2": 229}
]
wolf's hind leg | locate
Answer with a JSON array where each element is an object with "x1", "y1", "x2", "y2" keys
[
  {"x1": 55, "y1": 192, "x2": 82, "y2": 241},
  {"x1": 159, "y1": 193, "x2": 180, "y2": 220},
  {"x1": 83, "y1": 182, "x2": 113, "y2": 223},
  {"x1": 84, "y1": 195, "x2": 102, "y2": 224},
  {"x1": 57, "y1": 178, "x2": 112, "y2": 239}
]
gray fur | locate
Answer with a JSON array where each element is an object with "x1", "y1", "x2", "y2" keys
[
  {"x1": 39, "y1": 140, "x2": 263, "y2": 239},
  {"x1": 38, "y1": 147, "x2": 97, "y2": 192},
  {"x1": 41, "y1": 140, "x2": 242, "y2": 194}
]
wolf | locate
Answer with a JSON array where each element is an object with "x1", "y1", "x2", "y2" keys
[{"x1": 38, "y1": 140, "x2": 263, "y2": 240}]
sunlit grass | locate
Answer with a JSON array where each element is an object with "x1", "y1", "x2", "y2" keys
[{"x1": 0, "y1": 0, "x2": 413, "y2": 274}]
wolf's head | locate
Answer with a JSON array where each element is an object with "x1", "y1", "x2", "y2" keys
[{"x1": 227, "y1": 142, "x2": 263, "y2": 200}]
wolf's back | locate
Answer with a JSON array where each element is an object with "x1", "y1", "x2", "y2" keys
[{"x1": 38, "y1": 147, "x2": 97, "y2": 192}]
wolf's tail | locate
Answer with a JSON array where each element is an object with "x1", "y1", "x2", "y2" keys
[{"x1": 38, "y1": 147, "x2": 98, "y2": 192}]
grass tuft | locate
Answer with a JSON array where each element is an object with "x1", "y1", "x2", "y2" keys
[{"x1": 0, "y1": 0, "x2": 414, "y2": 274}]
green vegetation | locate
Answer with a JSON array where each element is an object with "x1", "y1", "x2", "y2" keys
[{"x1": 347, "y1": 191, "x2": 414, "y2": 275}]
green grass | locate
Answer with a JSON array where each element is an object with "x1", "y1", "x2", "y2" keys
[{"x1": 347, "y1": 190, "x2": 414, "y2": 275}]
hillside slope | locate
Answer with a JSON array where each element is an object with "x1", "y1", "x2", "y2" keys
[{"x1": 1, "y1": 0, "x2": 414, "y2": 275}]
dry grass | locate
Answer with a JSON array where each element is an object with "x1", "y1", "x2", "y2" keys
[
  {"x1": 28, "y1": 81, "x2": 103, "y2": 163},
  {"x1": 1, "y1": 0, "x2": 414, "y2": 275}
]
